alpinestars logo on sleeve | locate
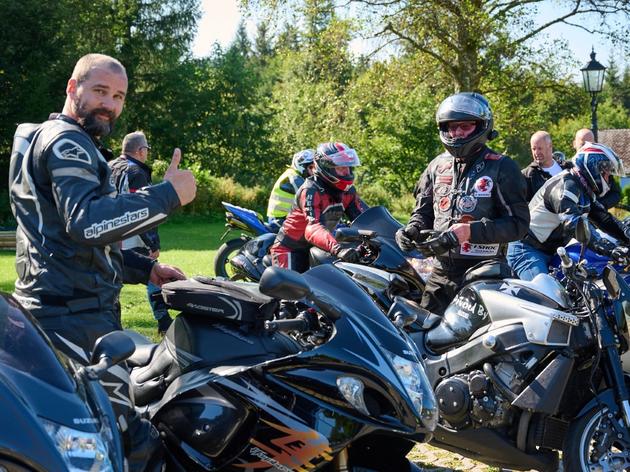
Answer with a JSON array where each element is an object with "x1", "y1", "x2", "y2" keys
[
  {"x1": 52, "y1": 138, "x2": 92, "y2": 164},
  {"x1": 84, "y1": 208, "x2": 150, "y2": 239}
]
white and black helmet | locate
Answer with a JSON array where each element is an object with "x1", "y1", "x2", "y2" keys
[
  {"x1": 436, "y1": 92, "x2": 498, "y2": 160},
  {"x1": 573, "y1": 142, "x2": 624, "y2": 197}
]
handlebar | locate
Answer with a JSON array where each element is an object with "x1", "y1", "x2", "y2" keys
[
  {"x1": 265, "y1": 318, "x2": 309, "y2": 332},
  {"x1": 557, "y1": 246, "x2": 573, "y2": 270}
]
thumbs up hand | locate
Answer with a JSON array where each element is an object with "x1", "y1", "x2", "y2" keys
[{"x1": 164, "y1": 148, "x2": 196, "y2": 206}]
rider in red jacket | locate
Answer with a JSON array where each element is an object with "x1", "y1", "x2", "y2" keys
[{"x1": 271, "y1": 142, "x2": 368, "y2": 272}]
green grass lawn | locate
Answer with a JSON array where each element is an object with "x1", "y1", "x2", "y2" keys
[{"x1": 0, "y1": 217, "x2": 229, "y2": 340}]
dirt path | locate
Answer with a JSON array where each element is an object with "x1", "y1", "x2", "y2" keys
[{"x1": 409, "y1": 444, "x2": 500, "y2": 472}]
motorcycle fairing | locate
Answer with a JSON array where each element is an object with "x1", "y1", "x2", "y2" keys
[
  {"x1": 217, "y1": 376, "x2": 334, "y2": 472},
  {"x1": 428, "y1": 278, "x2": 577, "y2": 351},
  {"x1": 223, "y1": 202, "x2": 269, "y2": 236}
]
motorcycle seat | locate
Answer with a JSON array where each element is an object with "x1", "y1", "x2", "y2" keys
[
  {"x1": 462, "y1": 260, "x2": 516, "y2": 286},
  {"x1": 130, "y1": 314, "x2": 301, "y2": 407},
  {"x1": 127, "y1": 343, "x2": 158, "y2": 368}
]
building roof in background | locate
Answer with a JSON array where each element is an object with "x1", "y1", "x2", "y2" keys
[{"x1": 599, "y1": 129, "x2": 630, "y2": 171}]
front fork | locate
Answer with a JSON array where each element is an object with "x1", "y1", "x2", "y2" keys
[
  {"x1": 598, "y1": 310, "x2": 630, "y2": 428},
  {"x1": 333, "y1": 448, "x2": 350, "y2": 472}
]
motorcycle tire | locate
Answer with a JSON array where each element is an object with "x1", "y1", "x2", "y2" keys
[
  {"x1": 562, "y1": 405, "x2": 630, "y2": 471},
  {"x1": 213, "y1": 238, "x2": 247, "y2": 279}
]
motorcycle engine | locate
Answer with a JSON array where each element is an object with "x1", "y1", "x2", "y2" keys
[{"x1": 434, "y1": 370, "x2": 512, "y2": 429}]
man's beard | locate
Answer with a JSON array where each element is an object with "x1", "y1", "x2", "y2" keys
[{"x1": 74, "y1": 98, "x2": 117, "y2": 137}]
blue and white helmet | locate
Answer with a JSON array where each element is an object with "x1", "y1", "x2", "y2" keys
[
  {"x1": 574, "y1": 142, "x2": 624, "y2": 197},
  {"x1": 291, "y1": 149, "x2": 315, "y2": 177}
]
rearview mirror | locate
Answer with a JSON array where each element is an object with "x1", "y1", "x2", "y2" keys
[
  {"x1": 259, "y1": 266, "x2": 311, "y2": 300},
  {"x1": 90, "y1": 331, "x2": 135, "y2": 367},
  {"x1": 576, "y1": 216, "x2": 591, "y2": 245},
  {"x1": 603, "y1": 266, "x2": 621, "y2": 300}
]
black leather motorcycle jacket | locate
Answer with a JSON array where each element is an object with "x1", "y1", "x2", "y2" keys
[
  {"x1": 525, "y1": 168, "x2": 628, "y2": 254},
  {"x1": 522, "y1": 161, "x2": 572, "y2": 201},
  {"x1": 9, "y1": 114, "x2": 181, "y2": 318},
  {"x1": 409, "y1": 146, "x2": 529, "y2": 264}
]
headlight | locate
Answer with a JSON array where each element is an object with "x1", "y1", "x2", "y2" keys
[
  {"x1": 407, "y1": 256, "x2": 434, "y2": 283},
  {"x1": 41, "y1": 418, "x2": 115, "y2": 472},
  {"x1": 387, "y1": 352, "x2": 437, "y2": 431},
  {"x1": 337, "y1": 376, "x2": 370, "y2": 416}
]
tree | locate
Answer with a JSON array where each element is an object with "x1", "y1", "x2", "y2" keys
[{"x1": 242, "y1": 0, "x2": 630, "y2": 92}]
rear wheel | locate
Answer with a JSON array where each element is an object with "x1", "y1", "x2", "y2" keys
[
  {"x1": 563, "y1": 405, "x2": 630, "y2": 471},
  {"x1": 213, "y1": 238, "x2": 247, "y2": 279}
]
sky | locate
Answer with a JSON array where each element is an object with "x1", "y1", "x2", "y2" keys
[{"x1": 192, "y1": 0, "x2": 626, "y2": 73}]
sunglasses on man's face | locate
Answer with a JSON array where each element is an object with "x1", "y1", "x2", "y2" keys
[{"x1": 139, "y1": 145, "x2": 151, "y2": 151}]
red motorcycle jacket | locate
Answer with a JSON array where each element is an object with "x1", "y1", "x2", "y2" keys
[{"x1": 273, "y1": 177, "x2": 367, "y2": 254}]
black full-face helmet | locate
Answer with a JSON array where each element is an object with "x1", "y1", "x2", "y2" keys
[{"x1": 436, "y1": 92, "x2": 498, "y2": 160}]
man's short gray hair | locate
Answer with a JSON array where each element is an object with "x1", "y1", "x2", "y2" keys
[{"x1": 122, "y1": 131, "x2": 148, "y2": 154}]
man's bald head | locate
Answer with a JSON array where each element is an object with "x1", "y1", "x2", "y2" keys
[
  {"x1": 574, "y1": 128, "x2": 594, "y2": 151},
  {"x1": 530, "y1": 131, "x2": 553, "y2": 168}
]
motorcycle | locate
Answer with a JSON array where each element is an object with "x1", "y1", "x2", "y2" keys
[
  {"x1": 338, "y1": 220, "x2": 630, "y2": 471},
  {"x1": 126, "y1": 264, "x2": 437, "y2": 471},
  {"x1": 0, "y1": 292, "x2": 132, "y2": 472},
  {"x1": 214, "y1": 201, "x2": 277, "y2": 279},
  {"x1": 228, "y1": 206, "x2": 431, "y2": 295}
]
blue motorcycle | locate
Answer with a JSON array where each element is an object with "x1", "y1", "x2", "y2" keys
[
  {"x1": 213, "y1": 201, "x2": 277, "y2": 279},
  {"x1": 549, "y1": 240, "x2": 630, "y2": 283}
]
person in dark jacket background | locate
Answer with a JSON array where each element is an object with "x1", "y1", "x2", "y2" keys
[
  {"x1": 109, "y1": 130, "x2": 173, "y2": 335},
  {"x1": 522, "y1": 131, "x2": 569, "y2": 201},
  {"x1": 396, "y1": 93, "x2": 529, "y2": 315}
]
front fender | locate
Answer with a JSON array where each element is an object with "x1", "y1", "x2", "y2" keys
[{"x1": 576, "y1": 373, "x2": 630, "y2": 418}]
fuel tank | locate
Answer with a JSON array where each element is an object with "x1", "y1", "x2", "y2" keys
[{"x1": 427, "y1": 274, "x2": 576, "y2": 351}]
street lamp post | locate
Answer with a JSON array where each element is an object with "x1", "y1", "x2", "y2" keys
[{"x1": 580, "y1": 48, "x2": 606, "y2": 142}]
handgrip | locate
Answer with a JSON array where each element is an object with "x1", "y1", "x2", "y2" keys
[
  {"x1": 557, "y1": 246, "x2": 572, "y2": 269},
  {"x1": 265, "y1": 318, "x2": 309, "y2": 332}
]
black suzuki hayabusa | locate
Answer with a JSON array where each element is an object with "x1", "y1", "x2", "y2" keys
[
  {"x1": 336, "y1": 221, "x2": 630, "y2": 471},
  {"x1": 126, "y1": 264, "x2": 437, "y2": 471},
  {"x1": 0, "y1": 292, "x2": 131, "y2": 471}
]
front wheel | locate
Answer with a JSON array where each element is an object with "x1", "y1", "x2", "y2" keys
[
  {"x1": 563, "y1": 406, "x2": 630, "y2": 471},
  {"x1": 214, "y1": 238, "x2": 247, "y2": 279}
]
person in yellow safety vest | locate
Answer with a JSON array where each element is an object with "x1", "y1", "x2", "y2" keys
[{"x1": 267, "y1": 149, "x2": 316, "y2": 230}]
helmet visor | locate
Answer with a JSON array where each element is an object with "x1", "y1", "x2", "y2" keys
[
  {"x1": 437, "y1": 94, "x2": 492, "y2": 122},
  {"x1": 326, "y1": 148, "x2": 361, "y2": 167}
]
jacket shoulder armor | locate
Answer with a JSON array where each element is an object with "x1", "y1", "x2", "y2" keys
[{"x1": 38, "y1": 120, "x2": 98, "y2": 168}]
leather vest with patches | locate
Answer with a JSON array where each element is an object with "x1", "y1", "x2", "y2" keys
[{"x1": 429, "y1": 150, "x2": 506, "y2": 261}]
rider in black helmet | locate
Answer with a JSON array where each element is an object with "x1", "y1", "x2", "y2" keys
[{"x1": 396, "y1": 92, "x2": 529, "y2": 315}]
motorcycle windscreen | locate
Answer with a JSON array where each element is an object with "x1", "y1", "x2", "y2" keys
[
  {"x1": 350, "y1": 206, "x2": 403, "y2": 240},
  {"x1": 0, "y1": 293, "x2": 75, "y2": 392},
  {"x1": 302, "y1": 265, "x2": 416, "y2": 354}
]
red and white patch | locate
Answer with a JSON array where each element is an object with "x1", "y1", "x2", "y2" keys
[
  {"x1": 460, "y1": 243, "x2": 500, "y2": 256},
  {"x1": 438, "y1": 196, "x2": 451, "y2": 212},
  {"x1": 473, "y1": 176, "x2": 493, "y2": 196}
]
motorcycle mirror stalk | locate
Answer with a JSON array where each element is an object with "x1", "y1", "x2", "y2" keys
[
  {"x1": 260, "y1": 266, "x2": 342, "y2": 320},
  {"x1": 82, "y1": 331, "x2": 136, "y2": 379}
]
